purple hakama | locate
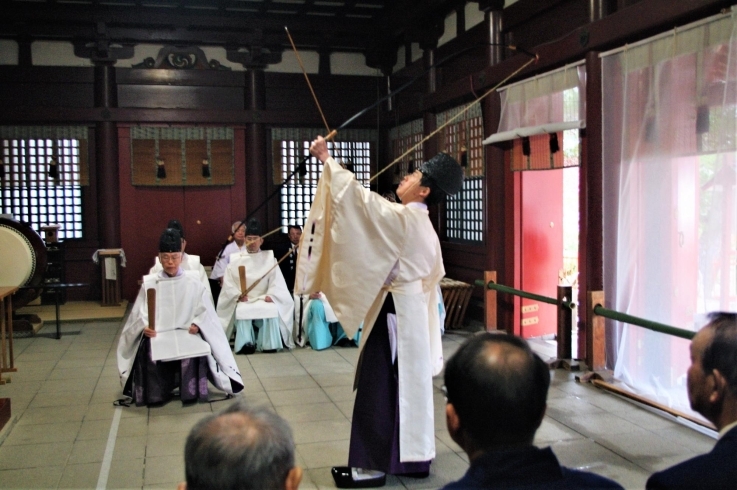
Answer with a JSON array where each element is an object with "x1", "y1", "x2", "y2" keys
[
  {"x1": 125, "y1": 337, "x2": 209, "y2": 406},
  {"x1": 348, "y1": 293, "x2": 432, "y2": 475}
]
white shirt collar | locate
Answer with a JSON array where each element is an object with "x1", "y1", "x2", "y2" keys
[
  {"x1": 719, "y1": 419, "x2": 737, "y2": 438},
  {"x1": 158, "y1": 267, "x2": 183, "y2": 278},
  {"x1": 406, "y1": 201, "x2": 427, "y2": 211}
]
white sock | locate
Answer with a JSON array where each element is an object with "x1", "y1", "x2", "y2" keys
[{"x1": 351, "y1": 468, "x2": 385, "y2": 481}]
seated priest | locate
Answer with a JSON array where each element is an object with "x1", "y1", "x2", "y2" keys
[
  {"x1": 294, "y1": 291, "x2": 359, "y2": 350},
  {"x1": 216, "y1": 218, "x2": 295, "y2": 354},
  {"x1": 210, "y1": 220, "x2": 248, "y2": 286},
  {"x1": 149, "y1": 219, "x2": 212, "y2": 297},
  {"x1": 117, "y1": 228, "x2": 244, "y2": 407}
]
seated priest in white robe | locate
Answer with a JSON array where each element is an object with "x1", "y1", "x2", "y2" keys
[
  {"x1": 149, "y1": 219, "x2": 211, "y2": 297},
  {"x1": 294, "y1": 291, "x2": 359, "y2": 350},
  {"x1": 117, "y1": 228, "x2": 244, "y2": 407},
  {"x1": 216, "y1": 218, "x2": 295, "y2": 354}
]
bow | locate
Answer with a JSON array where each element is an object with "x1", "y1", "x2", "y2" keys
[{"x1": 216, "y1": 40, "x2": 538, "y2": 260}]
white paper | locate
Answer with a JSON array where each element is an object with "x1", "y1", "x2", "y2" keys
[
  {"x1": 104, "y1": 257, "x2": 117, "y2": 280},
  {"x1": 150, "y1": 329, "x2": 211, "y2": 362}
]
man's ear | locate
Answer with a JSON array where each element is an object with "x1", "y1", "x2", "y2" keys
[
  {"x1": 417, "y1": 186, "x2": 431, "y2": 200},
  {"x1": 285, "y1": 466, "x2": 303, "y2": 490},
  {"x1": 710, "y1": 370, "x2": 728, "y2": 403},
  {"x1": 446, "y1": 402, "x2": 463, "y2": 447}
]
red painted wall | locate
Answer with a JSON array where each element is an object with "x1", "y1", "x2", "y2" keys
[{"x1": 117, "y1": 126, "x2": 247, "y2": 301}]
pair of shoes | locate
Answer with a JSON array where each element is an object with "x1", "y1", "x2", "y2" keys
[
  {"x1": 331, "y1": 467, "x2": 386, "y2": 488},
  {"x1": 262, "y1": 348, "x2": 277, "y2": 353}
]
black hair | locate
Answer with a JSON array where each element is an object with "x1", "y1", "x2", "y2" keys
[
  {"x1": 184, "y1": 400, "x2": 295, "y2": 490},
  {"x1": 701, "y1": 312, "x2": 737, "y2": 394},
  {"x1": 419, "y1": 172, "x2": 447, "y2": 206},
  {"x1": 444, "y1": 333, "x2": 550, "y2": 449}
]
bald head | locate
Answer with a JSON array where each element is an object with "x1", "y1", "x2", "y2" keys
[
  {"x1": 444, "y1": 333, "x2": 550, "y2": 450},
  {"x1": 184, "y1": 401, "x2": 296, "y2": 490}
]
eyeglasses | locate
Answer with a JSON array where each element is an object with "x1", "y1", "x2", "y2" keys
[{"x1": 160, "y1": 253, "x2": 182, "y2": 262}]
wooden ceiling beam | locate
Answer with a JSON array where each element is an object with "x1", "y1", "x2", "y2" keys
[{"x1": 3, "y1": 2, "x2": 376, "y2": 51}]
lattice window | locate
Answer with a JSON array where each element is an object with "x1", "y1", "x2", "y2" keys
[
  {"x1": 272, "y1": 128, "x2": 376, "y2": 231},
  {"x1": 446, "y1": 177, "x2": 484, "y2": 242},
  {"x1": 0, "y1": 138, "x2": 84, "y2": 239},
  {"x1": 437, "y1": 103, "x2": 485, "y2": 243},
  {"x1": 388, "y1": 119, "x2": 424, "y2": 184}
]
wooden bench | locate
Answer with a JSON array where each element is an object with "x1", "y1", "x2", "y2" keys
[{"x1": 440, "y1": 278, "x2": 474, "y2": 330}]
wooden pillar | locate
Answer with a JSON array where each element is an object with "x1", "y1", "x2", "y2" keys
[
  {"x1": 17, "y1": 36, "x2": 32, "y2": 67},
  {"x1": 557, "y1": 285, "x2": 573, "y2": 359},
  {"x1": 94, "y1": 64, "x2": 120, "y2": 248},
  {"x1": 245, "y1": 68, "x2": 268, "y2": 228},
  {"x1": 484, "y1": 271, "x2": 498, "y2": 331},
  {"x1": 479, "y1": 0, "x2": 505, "y2": 66},
  {"x1": 587, "y1": 290, "x2": 606, "y2": 370},
  {"x1": 423, "y1": 47, "x2": 436, "y2": 94},
  {"x1": 580, "y1": 51, "x2": 604, "y2": 360}
]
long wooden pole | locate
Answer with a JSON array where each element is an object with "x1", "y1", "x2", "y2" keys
[{"x1": 146, "y1": 288, "x2": 156, "y2": 331}]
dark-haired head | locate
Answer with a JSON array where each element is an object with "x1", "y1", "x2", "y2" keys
[
  {"x1": 688, "y1": 312, "x2": 737, "y2": 427},
  {"x1": 700, "y1": 312, "x2": 737, "y2": 393},
  {"x1": 182, "y1": 400, "x2": 302, "y2": 490},
  {"x1": 444, "y1": 333, "x2": 550, "y2": 452}
]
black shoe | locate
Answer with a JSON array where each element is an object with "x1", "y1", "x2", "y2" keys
[
  {"x1": 331, "y1": 467, "x2": 386, "y2": 488},
  {"x1": 263, "y1": 349, "x2": 277, "y2": 354},
  {"x1": 237, "y1": 343, "x2": 256, "y2": 355}
]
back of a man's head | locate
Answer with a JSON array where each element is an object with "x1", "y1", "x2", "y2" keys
[
  {"x1": 701, "y1": 312, "x2": 737, "y2": 396},
  {"x1": 444, "y1": 333, "x2": 550, "y2": 450},
  {"x1": 184, "y1": 401, "x2": 297, "y2": 490}
]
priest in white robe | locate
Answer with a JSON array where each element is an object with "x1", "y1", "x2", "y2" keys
[
  {"x1": 149, "y1": 219, "x2": 211, "y2": 297},
  {"x1": 301, "y1": 136, "x2": 464, "y2": 488},
  {"x1": 210, "y1": 220, "x2": 248, "y2": 284},
  {"x1": 117, "y1": 228, "x2": 244, "y2": 407},
  {"x1": 217, "y1": 218, "x2": 295, "y2": 354}
]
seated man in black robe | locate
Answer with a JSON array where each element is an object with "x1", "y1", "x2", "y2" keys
[
  {"x1": 647, "y1": 312, "x2": 737, "y2": 490},
  {"x1": 442, "y1": 333, "x2": 623, "y2": 490}
]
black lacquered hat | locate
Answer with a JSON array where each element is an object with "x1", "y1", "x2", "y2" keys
[
  {"x1": 167, "y1": 219, "x2": 184, "y2": 239},
  {"x1": 245, "y1": 218, "x2": 262, "y2": 236},
  {"x1": 159, "y1": 228, "x2": 182, "y2": 253},
  {"x1": 419, "y1": 152, "x2": 464, "y2": 196}
]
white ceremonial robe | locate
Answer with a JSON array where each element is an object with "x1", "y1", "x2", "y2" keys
[
  {"x1": 117, "y1": 270, "x2": 243, "y2": 395},
  {"x1": 150, "y1": 253, "x2": 212, "y2": 297},
  {"x1": 210, "y1": 241, "x2": 247, "y2": 280},
  {"x1": 216, "y1": 250, "x2": 295, "y2": 349},
  {"x1": 295, "y1": 156, "x2": 444, "y2": 462}
]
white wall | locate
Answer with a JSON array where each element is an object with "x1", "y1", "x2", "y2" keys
[
  {"x1": 330, "y1": 52, "x2": 379, "y2": 76},
  {"x1": 266, "y1": 49, "x2": 319, "y2": 73},
  {"x1": 0, "y1": 40, "x2": 18, "y2": 65},
  {"x1": 32, "y1": 41, "x2": 92, "y2": 67}
]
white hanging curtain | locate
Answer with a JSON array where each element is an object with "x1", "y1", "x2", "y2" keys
[
  {"x1": 491, "y1": 61, "x2": 586, "y2": 171},
  {"x1": 496, "y1": 61, "x2": 586, "y2": 134},
  {"x1": 601, "y1": 8, "x2": 737, "y2": 419}
]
